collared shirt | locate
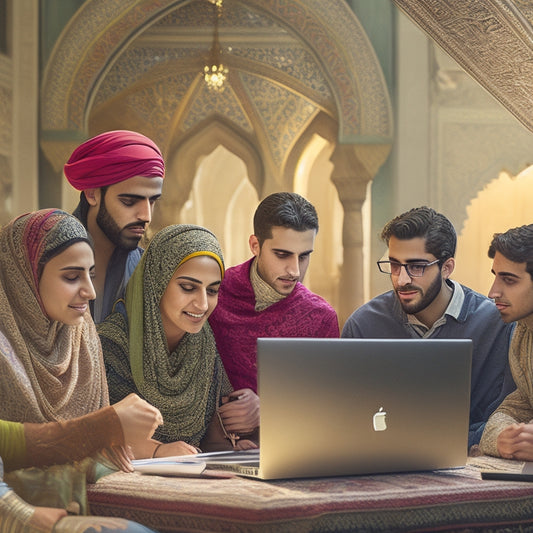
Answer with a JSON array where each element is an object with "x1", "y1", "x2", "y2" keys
[{"x1": 407, "y1": 280, "x2": 465, "y2": 337}]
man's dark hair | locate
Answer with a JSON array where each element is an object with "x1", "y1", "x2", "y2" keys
[
  {"x1": 380, "y1": 206, "x2": 456, "y2": 262},
  {"x1": 488, "y1": 224, "x2": 533, "y2": 281},
  {"x1": 253, "y1": 192, "x2": 319, "y2": 246},
  {"x1": 74, "y1": 186, "x2": 108, "y2": 227}
]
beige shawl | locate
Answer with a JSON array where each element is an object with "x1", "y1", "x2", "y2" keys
[
  {"x1": 480, "y1": 321, "x2": 533, "y2": 456},
  {"x1": 0, "y1": 209, "x2": 108, "y2": 423}
]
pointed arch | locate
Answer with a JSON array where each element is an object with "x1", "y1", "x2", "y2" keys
[
  {"x1": 40, "y1": 0, "x2": 392, "y2": 163},
  {"x1": 151, "y1": 117, "x2": 264, "y2": 231}
]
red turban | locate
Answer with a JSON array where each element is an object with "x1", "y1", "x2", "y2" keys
[{"x1": 64, "y1": 130, "x2": 165, "y2": 191}]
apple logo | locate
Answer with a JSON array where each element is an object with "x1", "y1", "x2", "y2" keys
[{"x1": 372, "y1": 407, "x2": 387, "y2": 431}]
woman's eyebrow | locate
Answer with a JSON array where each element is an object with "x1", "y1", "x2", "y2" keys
[
  {"x1": 176, "y1": 276, "x2": 222, "y2": 286},
  {"x1": 59, "y1": 266, "x2": 87, "y2": 271},
  {"x1": 176, "y1": 275, "x2": 202, "y2": 283}
]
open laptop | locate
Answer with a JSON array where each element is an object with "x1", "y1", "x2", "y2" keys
[{"x1": 190, "y1": 338, "x2": 472, "y2": 480}]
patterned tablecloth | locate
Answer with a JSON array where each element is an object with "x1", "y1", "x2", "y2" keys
[{"x1": 87, "y1": 456, "x2": 533, "y2": 533}]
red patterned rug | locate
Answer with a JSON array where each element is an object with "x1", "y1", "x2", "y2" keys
[{"x1": 87, "y1": 456, "x2": 533, "y2": 532}]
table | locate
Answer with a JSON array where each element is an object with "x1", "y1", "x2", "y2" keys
[{"x1": 87, "y1": 456, "x2": 533, "y2": 532}]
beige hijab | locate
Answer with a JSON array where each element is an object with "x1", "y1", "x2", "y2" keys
[{"x1": 0, "y1": 209, "x2": 109, "y2": 423}]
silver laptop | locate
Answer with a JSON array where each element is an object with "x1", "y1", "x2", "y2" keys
[{"x1": 200, "y1": 337, "x2": 472, "y2": 480}]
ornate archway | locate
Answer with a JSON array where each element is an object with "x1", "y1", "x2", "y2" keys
[{"x1": 40, "y1": 0, "x2": 393, "y2": 320}]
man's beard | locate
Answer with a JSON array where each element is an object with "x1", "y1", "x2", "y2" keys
[
  {"x1": 96, "y1": 199, "x2": 142, "y2": 251},
  {"x1": 395, "y1": 273, "x2": 442, "y2": 315}
]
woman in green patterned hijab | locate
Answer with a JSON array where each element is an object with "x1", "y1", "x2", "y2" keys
[{"x1": 99, "y1": 224, "x2": 255, "y2": 458}]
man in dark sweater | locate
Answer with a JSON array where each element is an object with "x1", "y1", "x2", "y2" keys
[{"x1": 342, "y1": 206, "x2": 515, "y2": 450}]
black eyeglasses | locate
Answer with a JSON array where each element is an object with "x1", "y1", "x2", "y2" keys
[{"x1": 377, "y1": 259, "x2": 441, "y2": 277}]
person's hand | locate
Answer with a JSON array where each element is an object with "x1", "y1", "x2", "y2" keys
[
  {"x1": 218, "y1": 389, "x2": 259, "y2": 434},
  {"x1": 234, "y1": 439, "x2": 258, "y2": 451},
  {"x1": 101, "y1": 445, "x2": 134, "y2": 472},
  {"x1": 112, "y1": 393, "x2": 163, "y2": 445},
  {"x1": 496, "y1": 423, "x2": 533, "y2": 460},
  {"x1": 28, "y1": 506, "x2": 68, "y2": 532},
  {"x1": 153, "y1": 441, "x2": 199, "y2": 457}
]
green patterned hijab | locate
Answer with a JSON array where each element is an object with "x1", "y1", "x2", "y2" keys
[{"x1": 99, "y1": 224, "x2": 231, "y2": 445}]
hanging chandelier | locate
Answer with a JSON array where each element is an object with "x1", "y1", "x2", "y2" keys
[{"x1": 203, "y1": 0, "x2": 228, "y2": 92}]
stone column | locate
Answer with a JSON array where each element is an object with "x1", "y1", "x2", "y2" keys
[
  {"x1": 331, "y1": 143, "x2": 391, "y2": 326},
  {"x1": 40, "y1": 133, "x2": 88, "y2": 211},
  {"x1": 12, "y1": 0, "x2": 39, "y2": 214}
]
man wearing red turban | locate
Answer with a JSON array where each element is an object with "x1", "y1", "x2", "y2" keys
[{"x1": 64, "y1": 130, "x2": 165, "y2": 323}]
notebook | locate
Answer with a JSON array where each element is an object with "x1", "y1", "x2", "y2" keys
[
  {"x1": 132, "y1": 456, "x2": 206, "y2": 476},
  {"x1": 184, "y1": 338, "x2": 472, "y2": 480}
]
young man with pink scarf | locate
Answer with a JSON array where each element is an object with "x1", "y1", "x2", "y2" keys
[
  {"x1": 64, "y1": 130, "x2": 165, "y2": 323},
  {"x1": 209, "y1": 193, "x2": 339, "y2": 414}
]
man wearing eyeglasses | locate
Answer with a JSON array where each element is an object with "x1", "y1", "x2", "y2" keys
[{"x1": 342, "y1": 206, "x2": 515, "y2": 451}]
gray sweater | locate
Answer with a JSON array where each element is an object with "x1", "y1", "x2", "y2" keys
[{"x1": 342, "y1": 281, "x2": 515, "y2": 448}]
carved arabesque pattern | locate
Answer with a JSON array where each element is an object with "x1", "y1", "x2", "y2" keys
[
  {"x1": 92, "y1": 47, "x2": 203, "y2": 107},
  {"x1": 41, "y1": 0, "x2": 392, "y2": 145},
  {"x1": 393, "y1": 0, "x2": 533, "y2": 133},
  {"x1": 435, "y1": 115, "x2": 533, "y2": 233},
  {"x1": 182, "y1": 81, "x2": 253, "y2": 134},
  {"x1": 241, "y1": 72, "x2": 317, "y2": 167}
]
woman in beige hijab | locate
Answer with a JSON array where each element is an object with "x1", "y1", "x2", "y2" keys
[{"x1": 0, "y1": 209, "x2": 161, "y2": 533}]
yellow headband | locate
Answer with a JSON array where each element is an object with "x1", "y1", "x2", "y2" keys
[{"x1": 176, "y1": 251, "x2": 225, "y2": 280}]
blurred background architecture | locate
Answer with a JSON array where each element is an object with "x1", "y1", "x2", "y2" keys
[{"x1": 1, "y1": 0, "x2": 532, "y2": 327}]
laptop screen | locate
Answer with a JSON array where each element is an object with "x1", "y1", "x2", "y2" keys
[{"x1": 256, "y1": 338, "x2": 472, "y2": 479}]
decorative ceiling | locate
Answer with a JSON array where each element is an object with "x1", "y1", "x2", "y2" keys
[
  {"x1": 392, "y1": 0, "x2": 533, "y2": 134},
  {"x1": 40, "y1": 0, "x2": 392, "y2": 175},
  {"x1": 90, "y1": 1, "x2": 335, "y2": 169}
]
